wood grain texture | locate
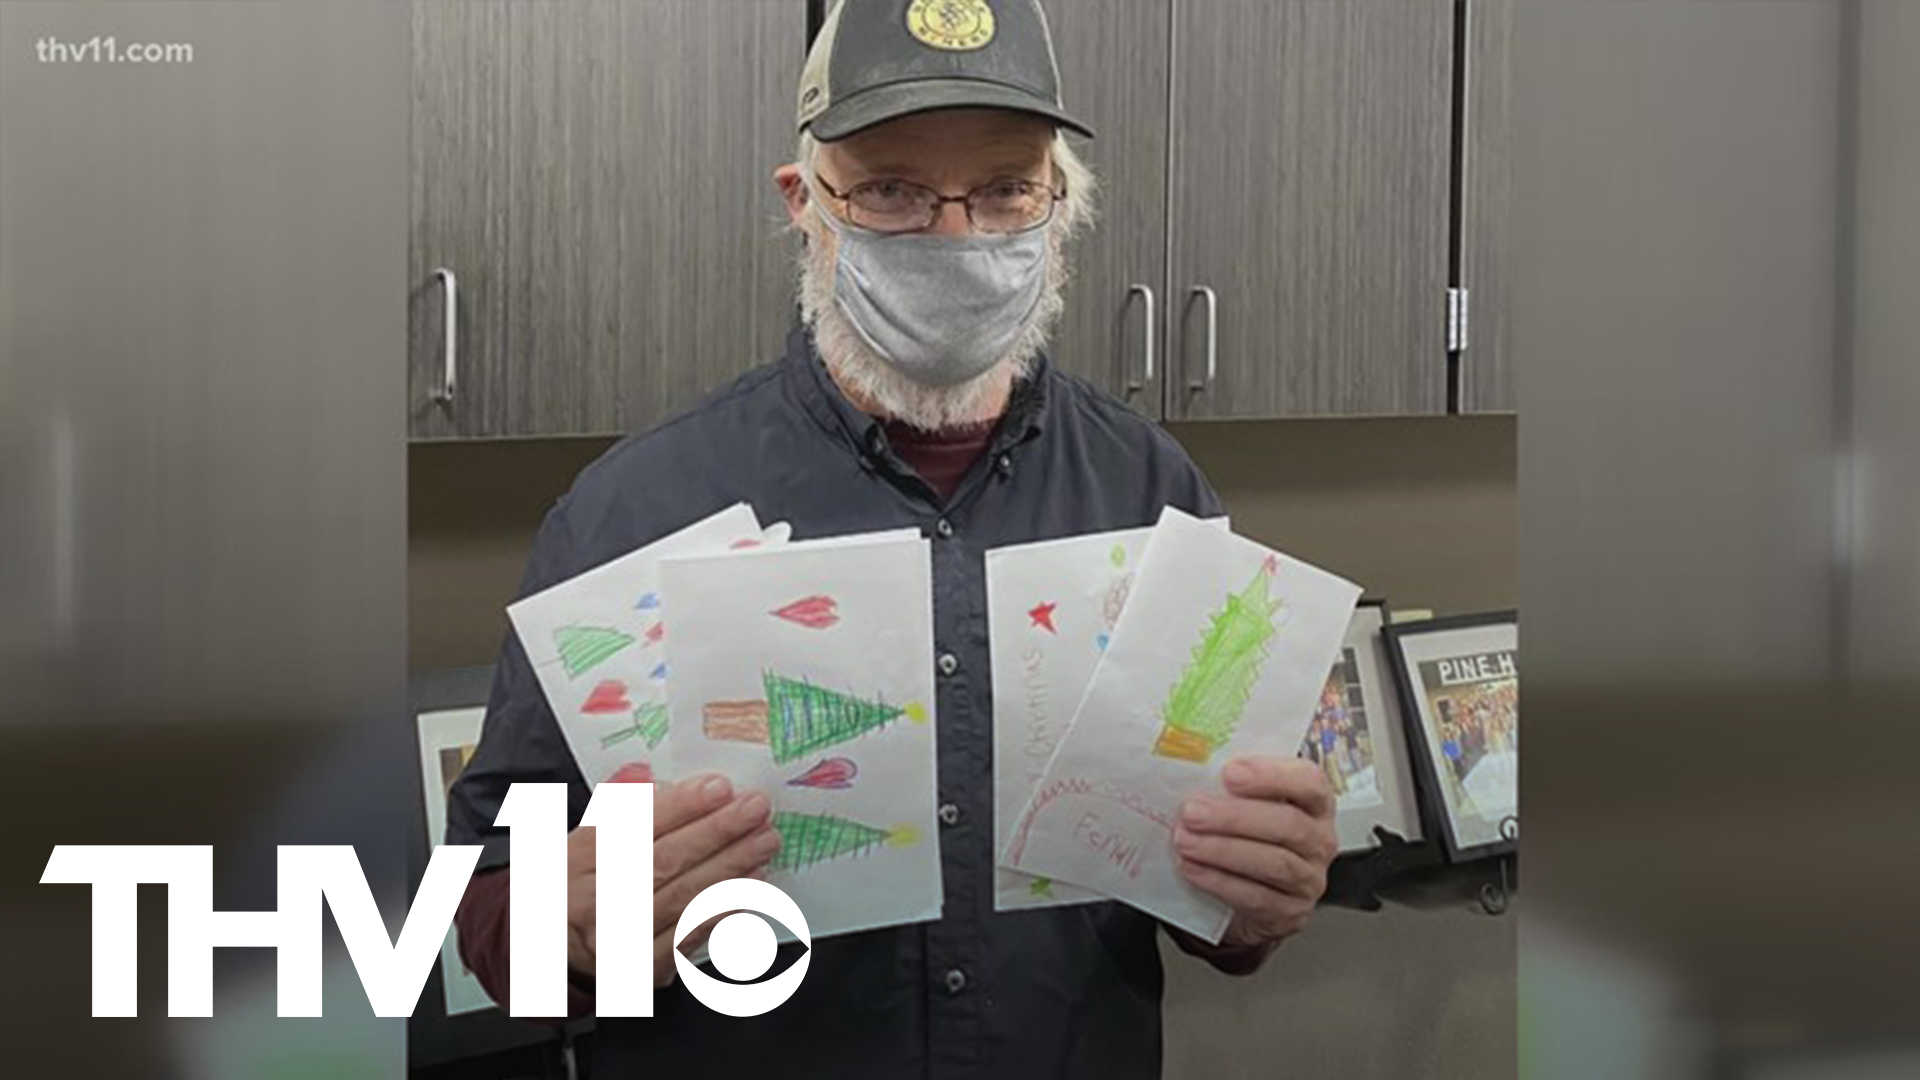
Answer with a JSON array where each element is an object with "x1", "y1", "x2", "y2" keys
[
  {"x1": 1039, "y1": 0, "x2": 1172, "y2": 417},
  {"x1": 409, "y1": 0, "x2": 801, "y2": 440},
  {"x1": 1168, "y1": 0, "x2": 1453, "y2": 419},
  {"x1": 1462, "y1": 0, "x2": 1515, "y2": 413},
  {"x1": 409, "y1": 0, "x2": 510, "y2": 439},
  {"x1": 613, "y1": 0, "x2": 803, "y2": 435},
  {"x1": 502, "y1": 0, "x2": 623, "y2": 437}
]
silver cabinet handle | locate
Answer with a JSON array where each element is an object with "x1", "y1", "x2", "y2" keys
[
  {"x1": 1127, "y1": 283, "x2": 1156, "y2": 388},
  {"x1": 433, "y1": 267, "x2": 457, "y2": 404},
  {"x1": 1189, "y1": 285, "x2": 1218, "y2": 390}
]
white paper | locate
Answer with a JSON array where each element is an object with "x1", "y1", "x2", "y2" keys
[
  {"x1": 416, "y1": 706, "x2": 494, "y2": 1016},
  {"x1": 506, "y1": 503, "x2": 766, "y2": 786},
  {"x1": 662, "y1": 532, "x2": 942, "y2": 940},
  {"x1": 1001, "y1": 508, "x2": 1362, "y2": 941},
  {"x1": 986, "y1": 527, "x2": 1154, "y2": 910}
]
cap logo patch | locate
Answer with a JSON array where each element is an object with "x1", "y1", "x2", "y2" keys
[{"x1": 907, "y1": 0, "x2": 996, "y2": 52}]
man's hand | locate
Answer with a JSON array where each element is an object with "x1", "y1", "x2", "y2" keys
[
  {"x1": 1173, "y1": 756, "x2": 1338, "y2": 951},
  {"x1": 566, "y1": 764, "x2": 783, "y2": 986}
]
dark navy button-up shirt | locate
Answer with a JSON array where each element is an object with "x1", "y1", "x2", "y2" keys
[{"x1": 448, "y1": 326, "x2": 1228, "y2": 1080}]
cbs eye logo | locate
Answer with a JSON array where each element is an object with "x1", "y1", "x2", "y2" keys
[{"x1": 674, "y1": 878, "x2": 811, "y2": 1016}]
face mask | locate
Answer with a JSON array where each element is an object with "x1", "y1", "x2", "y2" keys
[{"x1": 818, "y1": 209, "x2": 1050, "y2": 388}]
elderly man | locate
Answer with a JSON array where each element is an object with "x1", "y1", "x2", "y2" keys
[{"x1": 447, "y1": 1, "x2": 1338, "y2": 1076}]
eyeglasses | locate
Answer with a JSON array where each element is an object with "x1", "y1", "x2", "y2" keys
[{"x1": 814, "y1": 174, "x2": 1066, "y2": 236}]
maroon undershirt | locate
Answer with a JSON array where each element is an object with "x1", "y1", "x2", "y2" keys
[
  {"x1": 881, "y1": 417, "x2": 997, "y2": 500},
  {"x1": 451, "y1": 419, "x2": 1274, "y2": 1018}
]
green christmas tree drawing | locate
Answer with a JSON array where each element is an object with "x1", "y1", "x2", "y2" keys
[
  {"x1": 1153, "y1": 567, "x2": 1283, "y2": 764},
  {"x1": 703, "y1": 672, "x2": 925, "y2": 765},
  {"x1": 599, "y1": 703, "x2": 669, "y2": 752},
  {"x1": 553, "y1": 625, "x2": 635, "y2": 680},
  {"x1": 769, "y1": 810, "x2": 917, "y2": 873}
]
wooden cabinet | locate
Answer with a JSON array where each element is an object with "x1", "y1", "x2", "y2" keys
[
  {"x1": 1041, "y1": 0, "x2": 1174, "y2": 418},
  {"x1": 1167, "y1": 0, "x2": 1456, "y2": 419},
  {"x1": 1460, "y1": 0, "x2": 1516, "y2": 413},
  {"x1": 410, "y1": 0, "x2": 803, "y2": 441},
  {"x1": 411, "y1": 0, "x2": 1513, "y2": 438},
  {"x1": 410, "y1": 0, "x2": 509, "y2": 439},
  {"x1": 1050, "y1": 0, "x2": 1479, "y2": 421}
]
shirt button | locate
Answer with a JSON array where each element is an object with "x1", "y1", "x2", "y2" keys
[
  {"x1": 996, "y1": 453, "x2": 1013, "y2": 476},
  {"x1": 944, "y1": 968, "x2": 967, "y2": 995},
  {"x1": 937, "y1": 652, "x2": 960, "y2": 676},
  {"x1": 934, "y1": 518, "x2": 954, "y2": 539},
  {"x1": 938, "y1": 802, "x2": 961, "y2": 826}
]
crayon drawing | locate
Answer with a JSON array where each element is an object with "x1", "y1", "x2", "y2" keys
[
  {"x1": 507, "y1": 503, "x2": 769, "y2": 786},
  {"x1": 661, "y1": 531, "x2": 941, "y2": 939},
  {"x1": 700, "y1": 672, "x2": 920, "y2": 765},
  {"x1": 1151, "y1": 567, "x2": 1282, "y2": 765},
  {"x1": 600, "y1": 702, "x2": 669, "y2": 752},
  {"x1": 771, "y1": 595, "x2": 841, "y2": 630},
  {"x1": 787, "y1": 756, "x2": 859, "y2": 790},
  {"x1": 1002, "y1": 508, "x2": 1359, "y2": 941},
  {"x1": 1028, "y1": 601, "x2": 1058, "y2": 634},
  {"x1": 985, "y1": 526, "x2": 1165, "y2": 912},
  {"x1": 580, "y1": 679, "x2": 632, "y2": 715},
  {"x1": 553, "y1": 625, "x2": 635, "y2": 680},
  {"x1": 769, "y1": 810, "x2": 917, "y2": 872}
]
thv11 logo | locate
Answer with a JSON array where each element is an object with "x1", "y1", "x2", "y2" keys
[{"x1": 39, "y1": 782, "x2": 809, "y2": 1018}]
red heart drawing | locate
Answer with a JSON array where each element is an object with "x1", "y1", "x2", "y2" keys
[
  {"x1": 581, "y1": 679, "x2": 632, "y2": 715},
  {"x1": 771, "y1": 595, "x2": 840, "y2": 630}
]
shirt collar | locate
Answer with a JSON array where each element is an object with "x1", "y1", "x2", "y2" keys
[{"x1": 784, "y1": 323, "x2": 1052, "y2": 461}]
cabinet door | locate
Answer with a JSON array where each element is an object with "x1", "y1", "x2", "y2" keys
[
  {"x1": 410, "y1": 0, "x2": 511, "y2": 439},
  {"x1": 500, "y1": 0, "x2": 624, "y2": 437},
  {"x1": 1039, "y1": 0, "x2": 1172, "y2": 417},
  {"x1": 609, "y1": 0, "x2": 805, "y2": 434},
  {"x1": 1461, "y1": 0, "x2": 1514, "y2": 413},
  {"x1": 411, "y1": 0, "x2": 803, "y2": 441},
  {"x1": 1168, "y1": 0, "x2": 1453, "y2": 419}
]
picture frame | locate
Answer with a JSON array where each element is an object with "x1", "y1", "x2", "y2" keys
[
  {"x1": 1299, "y1": 601, "x2": 1426, "y2": 854},
  {"x1": 415, "y1": 701, "x2": 494, "y2": 1018},
  {"x1": 407, "y1": 666, "x2": 572, "y2": 1074},
  {"x1": 1382, "y1": 612, "x2": 1519, "y2": 862}
]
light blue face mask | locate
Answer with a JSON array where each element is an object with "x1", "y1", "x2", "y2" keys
[{"x1": 817, "y1": 208, "x2": 1051, "y2": 388}]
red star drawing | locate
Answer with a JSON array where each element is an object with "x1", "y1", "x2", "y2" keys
[
  {"x1": 1262, "y1": 554, "x2": 1280, "y2": 576},
  {"x1": 1028, "y1": 601, "x2": 1059, "y2": 635}
]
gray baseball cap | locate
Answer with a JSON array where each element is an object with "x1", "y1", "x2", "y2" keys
[{"x1": 798, "y1": 0, "x2": 1095, "y2": 143}]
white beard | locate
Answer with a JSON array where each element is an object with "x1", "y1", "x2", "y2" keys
[{"x1": 796, "y1": 206, "x2": 1071, "y2": 433}]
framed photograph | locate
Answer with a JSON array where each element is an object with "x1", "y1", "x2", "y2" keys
[
  {"x1": 416, "y1": 703, "x2": 495, "y2": 1017},
  {"x1": 408, "y1": 668, "x2": 573, "y2": 1073},
  {"x1": 1383, "y1": 612, "x2": 1519, "y2": 861},
  {"x1": 1298, "y1": 601, "x2": 1426, "y2": 853}
]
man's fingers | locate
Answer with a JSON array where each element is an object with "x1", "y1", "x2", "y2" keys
[
  {"x1": 1176, "y1": 858, "x2": 1313, "y2": 938},
  {"x1": 1221, "y1": 756, "x2": 1337, "y2": 821},
  {"x1": 1173, "y1": 828, "x2": 1326, "y2": 899},
  {"x1": 1179, "y1": 795, "x2": 1335, "y2": 865},
  {"x1": 567, "y1": 823, "x2": 598, "y2": 874},
  {"x1": 653, "y1": 823, "x2": 783, "y2": 936},
  {"x1": 654, "y1": 773, "x2": 737, "y2": 837},
  {"x1": 655, "y1": 791, "x2": 773, "y2": 886}
]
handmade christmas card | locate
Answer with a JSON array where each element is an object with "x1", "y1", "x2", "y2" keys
[
  {"x1": 662, "y1": 531, "x2": 941, "y2": 939},
  {"x1": 506, "y1": 503, "x2": 769, "y2": 786},
  {"x1": 1001, "y1": 507, "x2": 1362, "y2": 941}
]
